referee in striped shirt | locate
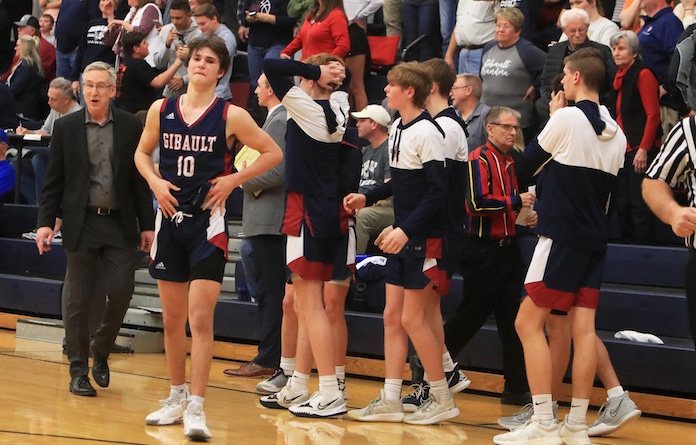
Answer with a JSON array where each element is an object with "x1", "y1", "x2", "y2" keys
[{"x1": 643, "y1": 115, "x2": 696, "y2": 351}]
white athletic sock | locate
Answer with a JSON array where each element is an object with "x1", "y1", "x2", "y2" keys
[
  {"x1": 532, "y1": 394, "x2": 555, "y2": 425},
  {"x1": 189, "y1": 395, "x2": 205, "y2": 408},
  {"x1": 384, "y1": 379, "x2": 403, "y2": 402},
  {"x1": 429, "y1": 378, "x2": 451, "y2": 400},
  {"x1": 170, "y1": 384, "x2": 188, "y2": 400},
  {"x1": 280, "y1": 357, "x2": 295, "y2": 376},
  {"x1": 442, "y1": 352, "x2": 456, "y2": 373},
  {"x1": 568, "y1": 398, "x2": 590, "y2": 425},
  {"x1": 290, "y1": 371, "x2": 310, "y2": 393},
  {"x1": 607, "y1": 385, "x2": 624, "y2": 400},
  {"x1": 318, "y1": 375, "x2": 340, "y2": 398},
  {"x1": 335, "y1": 365, "x2": 346, "y2": 380}
]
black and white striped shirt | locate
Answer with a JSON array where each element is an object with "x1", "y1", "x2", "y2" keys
[{"x1": 646, "y1": 116, "x2": 696, "y2": 248}]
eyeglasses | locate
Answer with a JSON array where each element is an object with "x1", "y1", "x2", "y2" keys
[
  {"x1": 490, "y1": 122, "x2": 520, "y2": 132},
  {"x1": 451, "y1": 85, "x2": 470, "y2": 91},
  {"x1": 565, "y1": 28, "x2": 587, "y2": 35},
  {"x1": 82, "y1": 83, "x2": 113, "y2": 92}
]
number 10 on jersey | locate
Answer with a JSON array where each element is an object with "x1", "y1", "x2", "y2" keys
[{"x1": 177, "y1": 155, "x2": 195, "y2": 177}]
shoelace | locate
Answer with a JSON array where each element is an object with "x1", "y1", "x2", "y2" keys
[
  {"x1": 417, "y1": 397, "x2": 435, "y2": 413},
  {"x1": 407, "y1": 383, "x2": 428, "y2": 401},
  {"x1": 595, "y1": 402, "x2": 609, "y2": 420},
  {"x1": 186, "y1": 406, "x2": 206, "y2": 421},
  {"x1": 511, "y1": 418, "x2": 535, "y2": 432},
  {"x1": 268, "y1": 369, "x2": 284, "y2": 380},
  {"x1": 159, "y1": 397, "x2": 185, "y2": 409},
  {"x1": 511, "y1": 403, "x2": 534, "y2": 420},
  {"x1": 77, "y1": 375, "x2": 91, "y2": 385},
  {"x1": 367, "y1": 394, "x2": 387, "y2": 411},
  {"x1": 171, "y1": 211, "x2": 193, "y2": 226}
]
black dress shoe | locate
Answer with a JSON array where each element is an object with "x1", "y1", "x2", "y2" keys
[
  {"x1": 70, "y1": 375, "x2": 97, "y2": 396},
  {"x1": 91, "y1": 343, "x2": 110, "y2": 388},
  {"x1": 110, "y1": 342, "x2": 131, "y2": 354}
]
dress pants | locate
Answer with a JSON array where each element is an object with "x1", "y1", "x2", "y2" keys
[
  {"x1": 613, "y1": 149, "x2": 657, "y2": 244},
  {"x1": 247, "y1": 235, "x2": 286, "y2": 368},
  {"x1": 63, "y1": 214, "x2": 140, "y2": 378},
  {"x1": 444, "y1": 236, "x2": 529, "y2": 393}
]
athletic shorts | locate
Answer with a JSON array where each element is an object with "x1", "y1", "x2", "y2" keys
[
  {"x1": 149, "y1": 209, "x2": 228, "y2": 282},
  {"x1": 385, "y1": 238, "x2": 450, "y2": 295},
  {"x1": 329, "y1": 224, "x2": 356, "y2": 284},
  {"x1": 347, "y1": 22, "x2": 370, "y2": 58},
  {"x1": 524, "y1": 236, "x2": 605, "y2": 312},
  {"x1": 287, "y1": 219, "x2": 346, "y2": 281}
]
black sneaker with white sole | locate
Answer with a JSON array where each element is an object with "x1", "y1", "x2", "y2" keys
[
  {"x1": 289, "y1": 392, "x2": 347, "y2": 418},
  {"x1": 259, "y1": 378, "x2": 309, "y2": 409}
]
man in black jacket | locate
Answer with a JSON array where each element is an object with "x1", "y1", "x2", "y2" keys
[
  {"x1": 35, "y1": 61, "x2": 155, "y2": 397},
  {"x1": 536, "y1": 8, "x2": 616, "y2": 121}
]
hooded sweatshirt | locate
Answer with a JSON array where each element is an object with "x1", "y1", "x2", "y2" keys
[{"x1": 523, "y1": 100, "x2": 626, "y2": 250}]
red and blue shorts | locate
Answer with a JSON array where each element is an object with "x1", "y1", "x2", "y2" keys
[
  {"x1": 524, "y1": 236, "x2": 605, "y2": 312},
  {"x1": 149, "y1": 209, "x2": 228, "y2": 283},
  {"x1": 385, "y1": 238, "x2": 450, "y2": 296}
]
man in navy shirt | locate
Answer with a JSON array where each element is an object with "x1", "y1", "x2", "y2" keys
[
  {"x1": 638, "y1": 0, "x2": 684, "y2": 135},
  {"x1": 55, "y1": 0, "x2": 101, "y2": 78}
]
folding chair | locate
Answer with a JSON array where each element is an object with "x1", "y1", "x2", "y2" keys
[{"x1": 366, "y1": 35, "x2": 400, "y2": 75}]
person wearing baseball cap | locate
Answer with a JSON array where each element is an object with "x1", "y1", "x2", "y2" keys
[
  {"x1": 350, "y1": 104, "x2": 392, "y2": 128},
  {"x1": 15, "y1": 14, "x2": 41, "y2": 30},
  {"x1": 349, "y1": 104, "x2": 394, "y2": 254},
  {"x1": 10, "y1": 14, "x2": 56, "y2": 84}
]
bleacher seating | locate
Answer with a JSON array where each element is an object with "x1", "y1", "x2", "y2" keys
[{"x1": 1, "y1": 198, "x2": 694, "y2": 397}]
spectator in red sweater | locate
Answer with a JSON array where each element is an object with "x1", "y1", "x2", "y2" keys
[
  {"x1": 611, "y1": 30, "x2": 661, "y2": 244},
  {"x1": 280, "y1": 0, "x2": 350, "y2": 61}
]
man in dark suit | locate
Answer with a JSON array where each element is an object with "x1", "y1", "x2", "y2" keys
[
  {"x1": 223, "y1": 73, "x2": 287, "y2": 385},
  {"x1": 35, "y1": 61, "x2": 155, "y2": 397}
]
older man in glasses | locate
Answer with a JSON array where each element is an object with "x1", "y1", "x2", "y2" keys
[
  {"x1": 536, "y1": 8, "x2": 615, "y2": 122},
  {"x1": 444, "y1": 105, "x2": 537, "y2": 406},
  {"x1": 35, "y1": 61, "x2": 155, "y2": 397}
]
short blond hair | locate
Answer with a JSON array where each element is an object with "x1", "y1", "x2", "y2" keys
[
  {"x1": 495, "y1": 7, "x2": 524, "y2": 31},
  {"x1": 387, "y1": 62, "x2": 431, "y2": 109}
]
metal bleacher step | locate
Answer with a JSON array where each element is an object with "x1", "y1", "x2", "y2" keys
[
  {"x1": 123, "y1": 307, "x2": 164, "y2": 330},
  {"x1": 132, "y1": 285, "x2": 160, "y2": 299},
  {"x1": 133, "y1": 269, "x2": 237, "y2": 293},
  {"x1": 228, "y1": 237, "x2": 242, "y2": 256},
  {"x1": 15, "y1": 318, "x2": 164, "y2": 353}
]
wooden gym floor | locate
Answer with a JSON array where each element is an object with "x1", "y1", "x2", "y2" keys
[{"x1": 1, "y1": 328, "x2": 694, "y2": 445}]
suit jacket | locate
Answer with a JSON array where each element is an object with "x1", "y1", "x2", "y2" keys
[
  {"x1": 241, "y1": 105, "x2": 287, "y2": 237},
  {"x1": 38, "y1": 106, "x2": 155, "y2": 251}
]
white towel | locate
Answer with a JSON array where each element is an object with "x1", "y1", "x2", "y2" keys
[
  {"x1": 356, "y1": 256, "x2": 387, "y2": 270},
  {"x1": 614, "y1": 330, "x2": 664, "y2": 344}
]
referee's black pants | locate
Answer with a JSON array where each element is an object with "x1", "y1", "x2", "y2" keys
[
  {"x1": 684, "y1": 249, "x2": 696, "y2": 353},
  {"x1": 444, "y1": 235, "x2": 529, "y2": 393}
]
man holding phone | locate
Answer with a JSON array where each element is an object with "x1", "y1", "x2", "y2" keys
[{"x1": 152, "y1": 0, "x2": 202, "y2": 97}]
